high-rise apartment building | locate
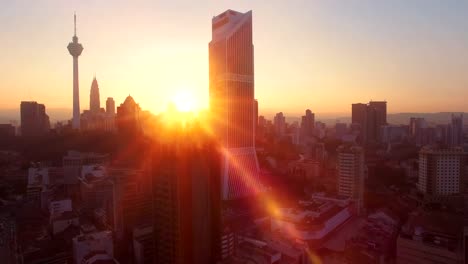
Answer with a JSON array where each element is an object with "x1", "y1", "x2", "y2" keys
[
  {"x1": 20, "y1": 101, "x2": 50, "y2": 137},
  {"x1": 337, "y1": 144, "x2": 365, "y2": 214},
  {"x1": 300, "y1": 109, "x2": 315, "y2": 140},
  {"x1": 274, "y1": 112, "x2": 286, "y2": 136},
  {"x1": 151, "y1": 131, "x2": 221, "y2": 264},
  {"x1": 209, "y1": 9, "x2": 261, "y2": 200},
  {"x1": 351, "y1": 101, "x2": 387, "y2": 144},
  {"x1": 418, "y1": 145, "x2": 465, "y2": 199}
]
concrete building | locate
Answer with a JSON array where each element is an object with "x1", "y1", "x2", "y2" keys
[
  {"x1": 116, "y1": 95, "x2": 141, "y2": 136},
  {"x1": 151, "y1": 130, "x2": 222, "y2": 263},
  {"x1": 449, "y1": 114, "x2": 464, "y2": 147},
  {"x1": 209, "y1": 9, "x2": 262, "y2": 200},
  {"x1": 79, "y1": 165, "x2": 114, "y2": 227},
  {"x1": 274, "y1": 112, "x2": 286, "y2": 137},
  {"x1": 271, "y1": 195, "x2": 355, "y2": 248},
  {"x1": 81, "y1": 78, "x2": 116, "y2": 132},
  {"x1": 334, "y1": 122, "x2": 347, "y2": 140},
  {"x1": 300, "y1": 109, "x2": 315, "y2": 141},
  {"x1": 73, "y1": 231, "x2": 114, "y2": 264},
  {"x1": 133, "y1": 224, "x2": 154, "y2": 264},
  {"x1": 337, "y1": 144, "x2": 365, "y2": 214},
  {"x1": 111, "y1": 168, "x2": 152, "y2": 242},
  {"x1": 20, "y1": 101, "x2": 50, "y2": 137},
  {"x1": 106, "y1": 97, "x2": 116, "y2": 116},
  {"x1": 0, "y1": 124, "x2": 15, "y2": 137},
  {"x1": 418, "y1": 145, "x2": 466, "y2": 199},
  {"x1": 63, "y1": 151, "x2": 108, "y2": 185},
  {"x1": 397, "y1": 210, "x2": 463, "y2": 264},
  {"x1": 67, "y1": 14, "x2": 84, "y2": 130},
  {"x1": 381, "y1": 124, "x2": 409, "y2": 143},
  {"x1": 352, "y1": 101, "x2": 387, "y2": 144}
]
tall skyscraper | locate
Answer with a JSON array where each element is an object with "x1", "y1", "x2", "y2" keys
[
  {"x1": 274, "y1": 112, "x2": 286, "y2": 136},
  {"x1": 254, "y1": 99, "x2": 258, "y2": 135},
  {"x1": 449, "y1": 114, "x2": 463, "y2": 147},
  {"x1": 418, "y1": 145, "x2": 465, "y2": 199},
  {"x1": 116, "y1": 95, "x2": 141, "y2": 136},
  {"x1": 300, "y1": 109, "x2": 315, "y2": 140},
  {"x1": 352, "y1": 103, "x2": 368, "y2": 143},
  {"x1": 151, "y1": 131, "x2": 221, "y2": 264},
  {"x1": 106, "y1": 97, "x2": 116, "y2": 116},
  {"x1": 337, "y1": 144, "x2": 365, "y2": 214},
  {"x1": 67, "y1": 14, "x2": 84, "y2": 130},
  {"x1": 90, "y1": 77, "x2": 100, "y2": 112},
  {"x1": 20, "y1": 101, "x2": 50, "y2": 137},
  {"x1": 351, "y1": 101, "x2": 387, "y2": 144},
  {"x1": 368, "y1": 101, "x2": 387, "y2": 142},
  {"x1": 209, "y1": 10, "x2": 261, "y2": 200}
]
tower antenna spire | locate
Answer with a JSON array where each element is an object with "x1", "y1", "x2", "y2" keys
[{"x1": 74, "y1": 12, "x2": 77, "y2": 36}]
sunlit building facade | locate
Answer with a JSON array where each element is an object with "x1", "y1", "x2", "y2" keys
[{"x1": 209, "y1": 9, "x2": 261, "y2": 200}]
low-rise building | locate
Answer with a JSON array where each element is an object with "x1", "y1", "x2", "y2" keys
[{"x1": 397, "y1": 210, "x2": 463, "y2": 264}]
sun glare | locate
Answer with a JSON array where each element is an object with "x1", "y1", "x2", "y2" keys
[{"x1": 171, "y1": 89, "x2": 196, "y2": 113}]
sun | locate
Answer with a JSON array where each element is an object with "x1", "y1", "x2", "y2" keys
[{"x1": 171, "y1": 89, "x2": 196, "y2": 112}]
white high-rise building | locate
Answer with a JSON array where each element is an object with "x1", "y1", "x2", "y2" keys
[
  {"x1": 418, "y1": 145, "x2": 465, "y2": 198},
  {"x1": 337, "y1": 144, "x2": 365, "y2": 214},
  {"x1": 209, "y1": 10, "x2": 261, "y2": 200}
]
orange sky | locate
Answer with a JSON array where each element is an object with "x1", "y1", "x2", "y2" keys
[{"x1": 1, "y1": 1, "x2": 467, "y2": 119}]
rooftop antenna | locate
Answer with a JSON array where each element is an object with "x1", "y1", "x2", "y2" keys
[{"x1": 74, "y1": 12, "x2": 77, "y2": 36}]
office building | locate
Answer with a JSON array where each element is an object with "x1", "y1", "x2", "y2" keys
[
  {"x1": 381, "y1": 125, "x2": 408, "y2": 143},
  {"x1": 274, "y1": 112, "x2": 286, "y2": 136},
  {"x1": 254, "y1": 99, "x2": 258, "y2": 134},
  {"x1": 116, "y1": 95, "x2": 141, "y2": 136},
  {"x1": 111, "y1": 168, "x2": 152, "y2": 242},
  {"x1": 335, "y1": 122, "x2": 347, "y2": 139},
  {"x1": 337, "y1": 144, "x2": 365, "y2": 214},
  {"x1": 133, "y1": 224, "x2": 154, "y2": 264},
  {"x1": 418, "y1": 145, "x2": 465, "y2": 199},
  {"x1": 397, "y1": 210, "x2": 463, "y2": 264},
  {"x1": 271, "y1": 195, "x2": 354, "y2": 248},
  {"x1": 63, "y1": 150, "x2": 109, "y2": 185},
  {"x1": 151, "y1": 130, "x2": 222, "y2": 263},
  {"x1": 300, "y1": 109, "x2": 315, "y2": 140},
  {"x1": 0, "y1": 124, "x2": 15, "y2": 137},
  {"x1": 20, "y1": 101, "x2": 50, "y2": 137},
  {"x1": 73, "y1": 231, "x2": 114, "y2": 264},
  {"x1": 81, "y1": 78, "x2": 116, "y2": 132},
  {"x1": 106, "y1": 97, "x2": 116, "y2": 116},
  {"x1": 209, "y1": 9, "x2": 261, "y2": 200},
  {"x1": 449, "y1": 114, "x2": 463, "y2": 147},
  {"x1": 78, "y1": 165, "x2": 114, "y2": 227},
  {"x1": 67, "y1": 14, "x2": 84, "y2": 130},
  {"x1": 351, "y1": 101, "x2": 387, "y2": 144},
  {"x1": 90, "y1": 77, "x2": 100, "y2": 112}
]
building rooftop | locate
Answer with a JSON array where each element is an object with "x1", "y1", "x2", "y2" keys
[{"x1": 399, "y1": 209, "x2": 463, "y2": 252}]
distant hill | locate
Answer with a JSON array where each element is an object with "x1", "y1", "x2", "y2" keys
[{"x1": 326, "y1": 112, "x2": 467, "y2": 126}]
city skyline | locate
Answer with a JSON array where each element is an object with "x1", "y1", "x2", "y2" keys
[
  {"x1": 1, "y1": 0, "x2": 468, "y2": 116},
  {"x1": 0, "y1": 4, "x2": 466, "y2": 264}
]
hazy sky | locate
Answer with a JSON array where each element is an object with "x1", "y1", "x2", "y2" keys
[{"x1": 1, "y1": 0, "x2": 467, "y2": 118}]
